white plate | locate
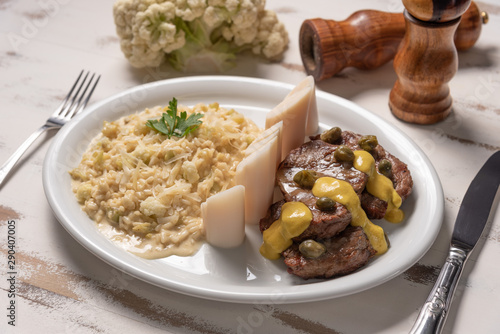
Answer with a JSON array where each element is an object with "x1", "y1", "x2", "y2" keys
[{"x1": 43, "y1": 76, "x2": 443, "y2": 304}]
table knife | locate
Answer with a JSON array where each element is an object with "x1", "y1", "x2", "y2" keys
[{"x1": 409, "y1": 151, "x2": 500, "y2": 334}]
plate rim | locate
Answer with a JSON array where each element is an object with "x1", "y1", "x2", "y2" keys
[{"x1": 43, "y1": 75, "x2": 444, "y2": 304}]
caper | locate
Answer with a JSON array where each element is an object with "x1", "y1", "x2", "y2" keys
[
  {"x1": 293, "y1": 170, "x2": 318, "y2": 189},
  {"x1": 316, "y1": 196, "x2": 336, "y2": 211},
  {"x1": 299, "y1": 240, "x2": 327, "y2": 258},
  {"x1": 334, "y1": 145, "x2": 354, "y2": 163},
  {"x1": 358, "y1": 135, "x2": 378, "y2": 153},
  {"x1": 320, "y1": 127, "x2": 342, "y2": 144},
  {"x1": 378, "y1": 159, "x2": 392, "y2": 177}
]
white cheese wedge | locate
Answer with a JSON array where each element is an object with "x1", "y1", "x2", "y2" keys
[
  {"x1": 236, "y1": 134, "x2": 279, "y2": 225},
  {"x1": 201, "y1": 185, "x2": 246, "y2": 248},
  {"x1": 305, "y1": 82, "x2": 319, "y2": 136},
  {"x1": 245, "y1": 121, "x2": 282, "y2": 167},
  {"x1": 265, "y1": 76, "x2": 318, "y2": 158}
]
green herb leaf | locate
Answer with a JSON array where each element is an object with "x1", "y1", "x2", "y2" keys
[
  {"x1": 175, "y1": 111, "x2": 204, "y2": 137},
  {"x1": 164, "y1": 98, "x2": 178, "y2": 135},
  {"x1": 146, "y1": 118, "x2": 169, "y2": 134},
  {"x1": 146, "y1": 97, "x2": 203, "y2": 139}
]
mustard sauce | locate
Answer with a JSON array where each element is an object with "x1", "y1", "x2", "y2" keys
[
  {"x1": 260, "y1": 202, "x2": 312, "y2": 260},
  {"x1": 260, "y1": 151, "x2": 406, "y2": 258},
  {"x1": 312, "y1": 177, "x2": 388, "y2": 255},
  {"x1": 353, "y1": 150, "x2": 404, "y2": 223}
]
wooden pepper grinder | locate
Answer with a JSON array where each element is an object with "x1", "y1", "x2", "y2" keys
[
  {"x1": 389, "y1": 0, "x2": 471, "y2": 124},
  {"x1": 299, "y1": 1, "x2": 486, "y2": 81}
]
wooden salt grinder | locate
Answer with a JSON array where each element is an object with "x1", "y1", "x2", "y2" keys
[{"x1": 389, "y1": 0, "x2": 471, "y2": 124}]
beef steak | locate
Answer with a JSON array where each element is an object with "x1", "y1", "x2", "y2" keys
[
  {"x1": 273, "y1": 139, "x2": 368, "y2": 240},
  {"x1": 283, "y1": 226, "x2": 376, "y2": 279},
  {"x1": 259, "y1": 128, "x2": 413, "y2": 280}
]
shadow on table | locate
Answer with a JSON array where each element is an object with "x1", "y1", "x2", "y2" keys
[{"x1": 315, "y1": 45, "x2": 497, "y2": 103}]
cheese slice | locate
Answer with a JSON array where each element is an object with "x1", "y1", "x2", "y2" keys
[
  {"x1": 236, "y1": 135, "x2": 279, "y2": 225},
  {"x1": 265, "y1": 76, "x2": 318, "y2": 158},
  {"x1": 202, "y1": 185, "x2": 246, "y2": 248},
  {"x1": 305, "y1": 81, "x2": 319, "y2": 136},
  {"x1": 246, "y1": 121, "x2": 282, "y2": 167}
]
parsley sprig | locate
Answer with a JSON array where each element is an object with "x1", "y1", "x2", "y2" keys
[{"x1": 146, "y1": 98, "x2": 203, "y2": 138}]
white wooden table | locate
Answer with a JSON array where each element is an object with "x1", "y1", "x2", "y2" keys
[{"x1": 1, "y1": 1, "x2": 499, "y2": 333}]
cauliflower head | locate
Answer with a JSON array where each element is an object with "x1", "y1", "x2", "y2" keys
[{"x1": 113, "y1": 0, "x2": 289, "y2": 71}]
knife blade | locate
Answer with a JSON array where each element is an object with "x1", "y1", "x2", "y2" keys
[{"x1": 409, "y1": 151, "x2": 500, "y2": 334}]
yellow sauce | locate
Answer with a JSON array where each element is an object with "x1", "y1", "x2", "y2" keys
[
  {"x1": 353, "y1": 150, "x2": 404, "y2": 223},
  {"x1": 260, "y1": 202, "x2": 312, "y2": 259},
  {"x1": 261, "y1": 150, "x2": 405, "y2": 258},
  {"x1": 312, "y1": 177, "x2": 388, "y2": 254}
]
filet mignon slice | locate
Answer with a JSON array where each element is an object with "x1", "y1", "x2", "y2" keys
[
  {"x1": 281, "y1": 131, "x2": 413, "y2": 222},
  {"x1": 282, "y1": 226, "x2": 377, "y2": 279},
  {"x1": 259, "y1": 128, "x2": 412, "y2": 280},
  {"x1": 273, "y1": 139, "x2": 368, "y2": 240},
  {"x1": 310, "y1": 130, "x2": 413, "y2": 202},
  {"x1": 259, "y1": 199, "x2": 352, "y2": 242}
]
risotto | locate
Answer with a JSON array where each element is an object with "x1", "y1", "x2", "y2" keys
[{"x1": 69, "y1": 102, "x2": 262, "y2": 258}]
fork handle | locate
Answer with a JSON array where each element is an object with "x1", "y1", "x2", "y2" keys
[{"x1": 0, "y1": 124, "x2": 57, "y2": 188}]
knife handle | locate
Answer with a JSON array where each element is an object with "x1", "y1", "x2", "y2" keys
[{"x1": 409, "y1": 246, "x2": 470, "y2": 334}]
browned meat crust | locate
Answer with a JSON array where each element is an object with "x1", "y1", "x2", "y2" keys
[
  {"x1": 279, "y1": 139, "x2": 369, "y2": 194},
  {"x1": 359, "y1": 193, "x2": 387, "y2": 219},
  {"x1": 283, "y1": 226, "x2": 376, "y2": 279},
  {"x1": 312, "y1": 131, "x2": 413, "y2": 199},
  {"x1": 259, "y1": 199, "x2": 352, "y2": 242},
  {"x1": 259, "y1": 129, "x2": 412, "y2": 280},
  {"x1": 273, "y1": 139, "x2": 368, "y2": 241},
  {"x1": 297, "y1": 132, "x2": 413, "y2": 218}
]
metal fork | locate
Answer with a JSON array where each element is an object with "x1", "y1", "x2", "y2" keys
[{"x1": 0, "y1": 70, "x2": 100, "y2": 188}]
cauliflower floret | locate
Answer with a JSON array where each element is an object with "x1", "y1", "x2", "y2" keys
[
  {"x1": 208, "y1": 0, "x2": 239, "y2": 11},
  {"x1": 222, "y1": 23, "x2": 258, "y2": 46},
  {"x1": 251, "y1": 10, "x2": 289, "y2": 59},
  {"x1": 202, "y1": 6, "x2": 223, "y2": 29},
  {"x1": 134, "y1": 2, "x2": 183, "y2": 52},
  {"x1": 113, "y1": 0, "x2": 139, "y2": 39},
  {"x1": 140, "y1": 196, "x2": 167, "y2": 217},
  {"x1": 113, "y1": 0, "x2": 289, "y2": 71},
  {"x1": 121, "y1": 41, "x2": 165, "y2": 67},
  {"x1": 102, "y1": 121, "x2": 119, "y2": 139},
  {"x1": 203, "y1": 0, "x2": 245, "y2": 30},
  {"x1": 114, "y1": 0, "x2": 182, "y2": 67},
  {"x1": 76, "y1": 183, "x2": 93, "y2": 204},
  {"x1": 174, "y1": 0, "x2": 207, "y2": 21},
  {"x1": 182, "y1": 160, "x2": 200, "y2": 183},
  {"x1": 231, "y1": 0, "x2": 260, "y2": 29}
]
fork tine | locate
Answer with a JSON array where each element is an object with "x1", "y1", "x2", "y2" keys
[
  {"x1": 51, "y1": 70, "x2": 84, "y2": 118},
  {"x1": 80, "y1": 74, "x2": 101, "y2": 112},
  {"x1": 66, "y1": 72, "x2": 100, "y2": 119},
  {"x1": 61, "y1": 71, "x2": 90, "y2": 118}
]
